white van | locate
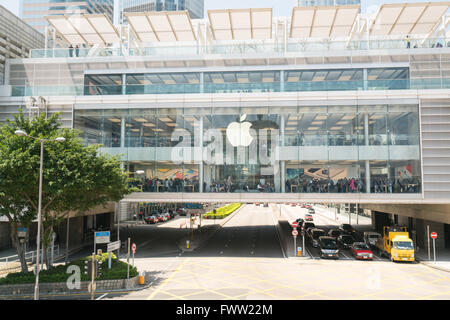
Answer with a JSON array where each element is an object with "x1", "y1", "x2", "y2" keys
[{"x1": 364, "y1": 232, "x2": 382, "y2": 246}]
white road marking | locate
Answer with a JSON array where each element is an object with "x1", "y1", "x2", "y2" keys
[{"x1": 96, "y1": 293, "x2": 108, "y2": 300}]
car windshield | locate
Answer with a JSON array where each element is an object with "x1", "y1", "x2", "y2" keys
[
  {"x1": 355, "y1": 244, "x2": 370, "y2": 250},
  {"x1": 342, "y1": 224, "x2": 352, "y2": 230},
  {"x1": 321, "y1": 239, "x2": 337, "y2": 249},
  {"x1": 369, "y1": 235, "x2": 380, "y2": 239},
  {"x1": 313, "y1": 231, "x2": 325, "y2": 239},
  {"x1": 393, "y1": 241, "x2": 414, "y2": 250},
  {"x1": 342, "y1": 236, "x2": 354, "y2": 243}
]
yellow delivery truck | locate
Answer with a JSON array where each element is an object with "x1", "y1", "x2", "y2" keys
[{"x1": 375, "y1": 226, "x2": 415, "y2": 262}]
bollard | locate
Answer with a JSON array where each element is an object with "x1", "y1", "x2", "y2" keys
[
  {"x1": 186, "y1": 240, "x2": 190, "y2": 249},
  {"x1": 139, "y1": 271, "x2": 145, "y2": 285},
  {"x1": 297, "y1": 247, "x2": 302, "y2": 257}
]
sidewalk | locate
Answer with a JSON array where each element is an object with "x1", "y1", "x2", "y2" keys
[{"x1": 416, "y1": 248, "x2": 450, "y2": 273}]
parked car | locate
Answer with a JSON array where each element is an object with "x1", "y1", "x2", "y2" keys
[
  {"x1": 337, "y1": 234, "x2": 355, "y2": 249},
  {"x1": 308, "y1": 208, "x2": 315, "y2": 214},
  {"x1": 363, "y1": 231, "x2": 382, "y2": 247},
  {"x1": 158, "y1": 214, "x2": 168, "y2": 222},
  {"x1": 144, "y1": 215, "x2": 158, "y2": 224},
  {"x1": 177, "y1": 208, "x2": 187, "y2": 216},
  {"x1": 303, "y1": 222, "x2": 316, "y2": 233},
  {"x1": 350, "y1": 242, "x2": 374, "y2": 260},
  {"x1": 319, "y1": 236, "x2": 339, "y2": 259},
  {"x1": 309, "y1": 228, "x2": 326, "y2": 248},
  {"x1": 339, "y1": 223, "x2": 355, "y2": 235},
  {"x1": 304, "y1": 213, "x2": 314, "y2": 221},
  {"x1": 328, "y1": 229, "x2": 342, "y2": 239},
  {"x1": 263, "y1": 203, "x2": 269, "y2": 207}
]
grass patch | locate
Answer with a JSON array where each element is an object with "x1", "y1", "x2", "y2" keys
[
  {"x1": 203, "y1": 203, "x2": 241, "y2": 219},
  {"x1": 0, "y1": 253, "x2": 138, "y2": 285}
]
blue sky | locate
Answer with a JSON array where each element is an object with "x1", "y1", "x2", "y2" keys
[{"x1": 0, "y1": 0, "x2": 430, "y2": 18}]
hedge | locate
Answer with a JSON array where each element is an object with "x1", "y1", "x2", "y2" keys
[
  {"x1": 203, "y1": 203, "x2": 241, "y2": 219},
  {"x1": 0, "y1": 253, "x2": 138, "y2": 285}
]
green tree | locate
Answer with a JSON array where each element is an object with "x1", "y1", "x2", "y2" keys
[{"x1": 0, "y1": 111, "x2": 131, "y2": 272}]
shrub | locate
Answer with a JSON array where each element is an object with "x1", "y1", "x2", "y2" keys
[
  {"x1": 203, "y1": 203, "x2": 241, "y2": 219},
  {"x1": 0, "y1": 252, "x2": 137, "y2": 285}
]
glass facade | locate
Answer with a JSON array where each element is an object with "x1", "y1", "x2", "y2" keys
[
  {"x1": 74, "y1": 104, "x2": 421, "y2": 194},
  {"x1": 82, "y1": 67, "x2": 410, "y2": 96},
  {"x1": 121, "y1": 0, "x2": 204, "y2": 20}
]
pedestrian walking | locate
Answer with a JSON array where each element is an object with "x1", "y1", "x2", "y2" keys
[
  {"x1": 406, "y1": 35, "x2": 411, "y2": 49},
  {"x1": 69, "y1": 44, "x2": 73, "y2": 57}
]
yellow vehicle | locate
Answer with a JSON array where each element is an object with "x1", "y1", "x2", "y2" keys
[{"x1": 375, "y1": 226, "x2": 415, "y2": 262}]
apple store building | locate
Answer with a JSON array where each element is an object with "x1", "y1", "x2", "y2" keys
[{"x1": 74, "y1": 100, "x2": 421, "y2": 195}]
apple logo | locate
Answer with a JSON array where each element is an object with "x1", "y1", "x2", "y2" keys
[{"x1": 226, "y1": 114, "x2": 254, "y2": 147}]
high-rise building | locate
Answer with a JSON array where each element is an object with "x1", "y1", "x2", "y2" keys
[
  {"x1": 0, "y1": 5, "x2": 44, "y2": 85},
  {"x1": 21, "y1": 0, "x2": 115, "y2": 33},
  {"x1": 120, "y1": 0, "x2": 204, "y2": 22},
  {"x1": 294, "y1": 0, "x2": 361, "y2": 6}
]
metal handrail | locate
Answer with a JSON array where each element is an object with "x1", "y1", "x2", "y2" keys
[{"x1": 0, "y1": 244, "x2": 60, "y2": 265}]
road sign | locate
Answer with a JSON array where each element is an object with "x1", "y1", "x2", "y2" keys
[
  {"x1": 431, "y1": 232, "x2": 437, "y2": 239},
  {"x1": 292, "y1": 222, "x2": 298, "y2": 228},
  {"x1": 292, "y1": 230, "x2": 298, "y2": 237},
  {"x1": 95, "y1": 231, "x2": 110, "y2": 244},
  {"x1": 132, "y1": 243, "x2": 136, "y2": 253},
  {"x1": 107, "y1": 240, "x2": 121, "y2": 252}
]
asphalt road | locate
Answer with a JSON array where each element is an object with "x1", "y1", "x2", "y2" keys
[
  {"x1": 183, "y1": 204, "x2": 284, "y2": 258},
  {"x1": 280, "y1": 204, "x2": 387, "y2": 261}
]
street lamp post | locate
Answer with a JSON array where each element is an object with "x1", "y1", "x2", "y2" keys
[{"x1": 15, "y1": 130, "x2": 65, "y2": 301}]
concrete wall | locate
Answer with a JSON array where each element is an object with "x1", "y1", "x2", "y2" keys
[{"x1": 362, "y1": 204, "x2": 450, "y2": 225}]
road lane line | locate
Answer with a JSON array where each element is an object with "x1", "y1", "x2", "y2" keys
[
  {"x1": 146, "y1": 258, "x2": 190, "y2": 300},
  {"x1": 96, "y1": 293, "x2": 108, "y2": 300}
]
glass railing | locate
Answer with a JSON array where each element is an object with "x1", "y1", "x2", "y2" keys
[
  {"x1": 29, "y1": 38, "x2": 449, "y2": 59},
  {"x1": 12, "y1": 78, "x2": 450, "y2": 97}
]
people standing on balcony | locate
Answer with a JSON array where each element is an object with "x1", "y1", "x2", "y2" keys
[
  {"x1": 75, "y1": 45, "x2": 79, "y2": 57},
  {"x1": 406, "y1": 35, "x2": 411, "y2": 48},
  {"x1": 227, "y1": 176, "x2": 232, "y2": 192},
  {"x1": 69, "y1": 44, "x2": 73, "y2": 57}
]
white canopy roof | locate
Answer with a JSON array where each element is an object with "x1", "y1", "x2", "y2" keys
[
  {"x1": 290, "y1": 5, "x2": 360, "y2": 38},
  {"x1": 369, "y1": 2, "x2": 450, "y2": 36},
  {"x1": 208, "y1": 8, "x2": 273, "y2": 40},
  {"x1": 46, "y1": 14, "x2": 120, "y2": 45},
  {"x1": 125, "y1": 11, "x2": 196, "y2": 42}
]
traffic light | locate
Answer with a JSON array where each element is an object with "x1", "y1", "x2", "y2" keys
[{"x1": 84, "y1": 259, "x2": 103, "y2": 279}]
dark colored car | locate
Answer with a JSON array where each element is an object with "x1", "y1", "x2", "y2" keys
[
  {"x1": 328, "y1": 229, "x2": 342, "y2": 239},
  {"x1": 308, "y1": 208, "x2": 315, "y2": 214},
  {"x1": 310, "y1": 228, "x2": 326, "y2": 248},
  {"x1": 319, "y1": 236, "x2": 339, "y2": 259},
  {"x1": 350, "y1": 242, "x2": 374, "y2": 260},
  {"x1": 177, "y1": 208, "x2": 187, "y2": 216},
  {"x1": 303, "y1": 222, "x2": 316, "y2": 233},
  {"x1": 339, "y1": 223, "x2": 355, "y2": 235},
  {"x1": 337, "y1": 234, "x2": 355, "y2": 249}
]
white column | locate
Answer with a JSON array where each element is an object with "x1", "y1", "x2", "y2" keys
[
  {"x1": 122, "y1": 74, "x2": 126, "y2": 95},
  {"x1": 280, "y1": 70, "x2": 285, "y2": 92},
  {"x1": 280, "y1": 115, "x2": 286, "y2": 193},
  {"x1": 200, "y1": 72, "x2": 204, "y2": 94},
  {"x1": 199, "y1": 117, "x2": 204, "y2": 192},
  {"x1": 363, "y1": 68, "x2": 368, "y2": 90},
  {"x1": 120, "y1": 117, "x2": 125, "y2": 170},
  {"x1": 364, "y1": 113, "x2": 370, "y2": 193}
]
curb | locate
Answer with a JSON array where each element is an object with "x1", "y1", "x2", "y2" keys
[{"x1": 417, "y1": 258, "x2": 450, "y2": 273}]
